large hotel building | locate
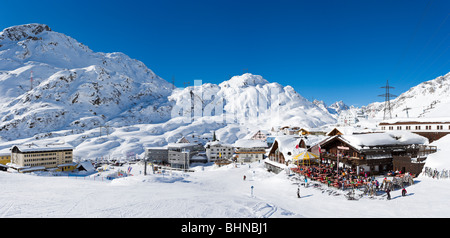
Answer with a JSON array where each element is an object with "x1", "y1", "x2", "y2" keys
[{"x1": 10, "y1": 143, "x2": 74, "y2": 169}]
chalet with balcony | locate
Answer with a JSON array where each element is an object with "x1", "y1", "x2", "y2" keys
[{"x1": 319, "y1": 131, "x2": 433, "y2": 176}]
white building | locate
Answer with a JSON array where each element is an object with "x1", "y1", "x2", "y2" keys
[
  {"x1": 337, "y1": 110, "x2": 359, "y2": 126},
  {"x1": 10, "y1": 142, "x2": 74, "y2": 170},
  {"x1": 233, "y1": 139, "x2": 267, "y2": 163},
  {"x1": 145, "y1": 147, "x2": 169, "y2": 165},
  {"x1": 205, "y1": 141, "x2": 234, "y2": 162},
  {"x1": 379, "y1": 117, "x2": 450, "y2": 142},
  {"x1": 167, "y1": 143, "x2": 205, "y2": 169}
]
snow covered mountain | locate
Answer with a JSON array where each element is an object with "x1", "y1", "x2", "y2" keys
[
  {"x1": 0, "y1": 24, "x2": 174, "y2": 140},
  {"x1": 328, "y1": 100, "x2": 350, "y2": 114},
  {"x1": 365, "y1": 72, "x2": 450, "y2": 119},
  {"x1": 0, "y1": 24, "x2": 336, "y2": 158},
  {"x1": 169, "y1": 73, "x2": 336, "y2": 133},
  {"x1": 313, "y1": 99, "x2": 350, "y2": 118}
]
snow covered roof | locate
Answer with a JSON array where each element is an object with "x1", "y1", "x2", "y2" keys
[
  {"x1": 326, "y1": 126, "x2": 358, "y2": 136},
  {"x1": 270, "y1": 135, "x2": 306, "y2": 162},
  {"x1": 205, "y1": 141, "x2": 233, "y2": 148},
  {"x1": 268, "y1": 135, "x2": 327, "y2": 162},
  {"x1": 339, "y1": 131, "x2": 428, "y2": 150},
  {"x1": 77, "y1": 161, "x2": 95, "y2": 172},
  {"x1": 233, "y1": 139, "x2": 268, "y2": 148},
  {"x1": 167, "y1": 143, "x2": 198, "y2": 148},
  {"x1": 146, "y1": 146, "x2": 168, "y2": 150},
  {"x1": 12, "y1": 142, "x2": 74, "y2": 153},
  {"x1": 176, "y1": 137, "x2": 191, "y2": 143},
  {"x1": 58, "y1": 162, "x2": 77, "y2": 167},
  {"x1": 20, "y1": 166, "x2": 46, "y2": 173}
]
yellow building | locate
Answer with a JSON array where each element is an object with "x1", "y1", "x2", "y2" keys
[
  {"x1": 0, "y1": 150, "x2": 11, "y2": 165},
  {"x1": 56, "y1": 162, "x2": 78, "y2": 172},
  {"x1": 11, "y1": 143, "x2": 74, "y2": 169}
]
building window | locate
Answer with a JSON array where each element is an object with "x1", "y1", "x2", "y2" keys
[
  {"x1": 397, "y1": 126, "x2": 402, "y2": 130},
  {"x1": 389, "y1": 126, "x2": 393, "y2": 130},
  {"x1": 406, "y1": 126, "x2": 411, "y2": 130},
  {"x1": 416, "y1": 126, "x2": 421, "y2": 130}
]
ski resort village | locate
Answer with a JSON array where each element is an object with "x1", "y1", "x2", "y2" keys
[{"x1": 1, "y1": 22, "x2": 450, "y2": 219}]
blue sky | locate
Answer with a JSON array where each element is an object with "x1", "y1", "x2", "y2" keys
[{"x1": 1, "y1": 0, "x2": 449, "y2": 106}]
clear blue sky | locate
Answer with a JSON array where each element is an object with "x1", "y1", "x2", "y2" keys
[{"x1": 1, "y1": 0, "x2": 449, "y2": 106}]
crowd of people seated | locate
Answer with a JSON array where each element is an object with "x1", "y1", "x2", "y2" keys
[{"x1": 291, "y1": 162, "x2": 381, "y2": 190}]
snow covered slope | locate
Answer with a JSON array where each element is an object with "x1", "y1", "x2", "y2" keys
[
  {"x1": 2, "y1": 160, "x2": 450, "y2": 218},
  {"x1": 421, "y1": 134, "x2": 450, "y2": 172},
  {"x1": 0, "y1": 24, "x2": 173, "y2": 140}
]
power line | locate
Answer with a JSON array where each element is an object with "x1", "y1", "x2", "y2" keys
[
  {"x1": 378, "y1": 80, "x2": 397, "y2": 120},
  {"x1": 403, "y1": 106, "x2": 412, "y2": 118}
]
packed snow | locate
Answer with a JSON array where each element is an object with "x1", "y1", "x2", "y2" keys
[
  {"x1": 420, "y1": 134, "x2": 450, "y2": 171},
  {"x1": 1, "y1": 157, "x2": 450, "y2": 218}
]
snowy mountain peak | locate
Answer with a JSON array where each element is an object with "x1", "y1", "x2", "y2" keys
[
  {"x1": 0, "y1": 23, "x2": 174, "y2": 140},
  {"x1": 313, "y1": 99, "x2": 350, "y2": 116},
  {"x1": 0, "y1": 24, "x2": 52, "y2": 41},
  {"x1": 219, "y1": 73, "x2": 269, "y2": 88},
  {"x1": 328, "y1": 100, "x2": 349, "y2": 114}
]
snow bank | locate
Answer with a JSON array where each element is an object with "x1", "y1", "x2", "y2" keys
[{"x1": 422, "y1": 134, "x2": 450, "y2": 171}]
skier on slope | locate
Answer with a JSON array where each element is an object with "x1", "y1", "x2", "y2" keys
[
  {"x1": 297, "y1": 187, "x2": 301, "y2": 198},
  {"x1": 402, "y1": 187, "x2": 407, "y2": 196},
  {"x1": 386, "y1": 188, "x2": 391, "y2": 200}
]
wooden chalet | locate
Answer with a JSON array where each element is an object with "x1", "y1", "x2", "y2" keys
[
  {"x1": 319, "y1": 131, "x2": 432, "y2": 175},
  {"x1": 250, "y1": 130, "x2": 270, "y2": 141},
  {"x1": 268, "y1": 136, "x2": 303, "y2": 165},
  {"x1": 267, "y1": 135, "x2": 326, "y2": 165},
  {"x1": 326, "y1": 128, "x2": 344, "y2": 136},
  {"x1": 298, "y1": 128, "x2": 310, "y2": 136}
]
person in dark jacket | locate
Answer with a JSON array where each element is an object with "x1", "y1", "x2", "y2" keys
[
  {"x1": 386, "y1": 188, "x2": 391, "y2": 200},
  {"x1": 402, "y1": 187, "x2": 407, "y2": 196},
  {"x1": 297, "y1": 187, "x2": 301, "y2": 198}
]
